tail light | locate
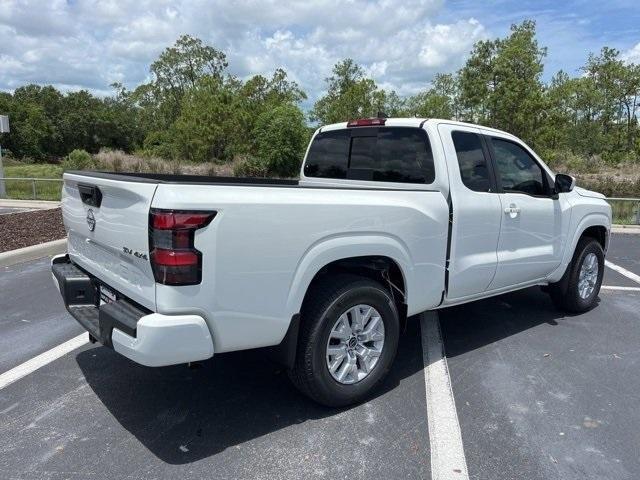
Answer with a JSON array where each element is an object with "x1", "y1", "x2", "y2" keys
[{"x1": 149, "y1": 209, "x2": 216, "y2": 285}]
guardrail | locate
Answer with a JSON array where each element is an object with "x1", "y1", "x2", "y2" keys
[
  {"x1": 0, "y1": 177, "x2": 63, "y2": 201},
  {"x1": 0, "y1": 177, "x2": 639, "y2": 225},
  {"x1": 606, "y1": 197, "x2": 640, "y2": 225}
]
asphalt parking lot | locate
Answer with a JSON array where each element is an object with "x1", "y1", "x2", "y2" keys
[{"x1": 1, "y1": 233, "x2": 639, "y2": 480}]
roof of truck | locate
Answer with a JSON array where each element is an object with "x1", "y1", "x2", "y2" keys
[{"x1": 318, "y1": 118, "x2": 516, "y2": 139}]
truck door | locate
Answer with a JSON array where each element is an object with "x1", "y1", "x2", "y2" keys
[
  {"x1": 438, "y1": 124, "x2": 502, "y2": 299},
  {"x1": 484, "y1": 134, "x2": 569, "y2": 290}
]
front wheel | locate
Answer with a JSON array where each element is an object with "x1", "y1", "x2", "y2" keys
[
  {"x1": 289, "y1": 274, "x2": 400, "y2": 407},
  {"x1": 549, "y1": 237, "x2": 604, "y2": 312}
]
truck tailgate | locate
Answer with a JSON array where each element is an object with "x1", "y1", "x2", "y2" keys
[{"x1": 61, "y1": 172, "x2": 158, "y2": 310}]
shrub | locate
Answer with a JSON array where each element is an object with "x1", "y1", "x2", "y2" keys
[
  {"x1": 253, "y1": 103, "x2": 309, "y2": 177},
  {"x1": 61, "y1": 149, "x2": 94, "y2": 171},
  {"x1": 233, "y1": 156, "x2": 270, "y2": 177},
  {"x1": 542, "y1": 149, "x2": 603, "y2": 174},
  {"x1": 601, "y1": 150, "x2": 637, "y2": 165}
]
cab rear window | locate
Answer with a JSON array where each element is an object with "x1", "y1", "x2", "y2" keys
[{"x1": 304, "y1": 127, "x2": 435, "y2": 184}]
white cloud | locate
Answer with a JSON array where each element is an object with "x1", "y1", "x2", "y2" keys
[
  {"x1": 622, "y1": 42, "x2": 640, "y2": 65},
  {"x1": 0, "y1": 0, "x2": 487, "y2": 104}
]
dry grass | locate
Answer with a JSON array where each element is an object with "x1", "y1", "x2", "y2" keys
[{"x1": 93, "y1": 149, "x2": 244, "y2": 177}]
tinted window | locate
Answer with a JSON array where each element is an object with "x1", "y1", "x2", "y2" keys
[
  {"x1": 376, "y1": 129, "x2": 434, "y2": 183},
  {"x1": 491, "y1": 138, "x2": 547, "y2": 196},
  {"x1": 350, "y1": 136, "x2": 377, "y2": 169},
  {"x1": 452, "y1": 131, "x2": 491, "y2": 192},
  {"x1": 303, "y1": 130, "x2": 350, "y2": 179},
  {"x1": 304, "y1": 127, "x2": 435, "y2": 184}
]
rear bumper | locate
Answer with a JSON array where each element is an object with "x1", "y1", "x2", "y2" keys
[{"x1": 51, "y1": 254, "x2": 214, "y2": 366}]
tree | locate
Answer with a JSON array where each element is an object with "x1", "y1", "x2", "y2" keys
[
  {"x1": 457, "y1": 38, "x2": 497, "y2": 123},
  {"x1": 253, "y1": 103, "x2": 309, "y2": 177},
  {"x1": 132, "y1": 34, "x2": 229, "y2": 135},
  {"x1": 457, "y1": 21, "x2": 546, "y2": 145},
  {"x1": 406, "y1": 74, "x2": 459, "y2": 119},
  {"x1": 311, "y1": 59, "x2": 387, "y2": 124},
  {"x1": 237, "y1": 69, "x2": 307, "y2": 151},
  {"x1": 170, "y1": 76, "x2": 244, "y2": 162}
]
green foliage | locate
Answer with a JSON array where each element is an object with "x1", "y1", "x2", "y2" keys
[
  {"x1": 310, "y1": 59, "x2": 388, "y2": 124},
  {"x1": 456, "y1": 21, "x2": 547, "y2": 145},
  {"x1": 62, "y1": 149, "x2": 94, "y2": 171},
  {"x1": 170, "y1": 77, "x2": 243, "y2": 162},
  {"x1": 141, "y1": 34, "x2": 229, "y2": 131},
  {"x1": 252, "y1": 103, "x2": 309, "y2": 177},
  {"x1": 0, "y1": 84, "x2": 144, "y2": 160},
  {"x1": 405, "y1": 74, "x2": 459, "y2": 118},
  {"x1": 233, "y1": 156, "x2": 270, "y2": 177}
]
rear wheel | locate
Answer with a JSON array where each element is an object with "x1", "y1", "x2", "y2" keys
[
  {"x1": 549, "y1": 237, "x2": 604, "y2": 312},
  {"x1": 289, "y1": 274, "x2": 400, "y2": 407}
]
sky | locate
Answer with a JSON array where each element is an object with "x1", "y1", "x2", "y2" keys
[{"x1": 1, "y1": 0, "x2": 639, "y2": 108}]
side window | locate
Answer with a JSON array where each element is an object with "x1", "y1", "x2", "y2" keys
[
  {"x1": 451, "y1": 131, "x2": 491, "y2": 192},
  {"x1": 376, "y1": 128, "x2": 434, "y2": 183},
  {"x1": 304, "y1": 127, "x2": 435, "y2": 184},
  {"x1": 303, "y1": 130, "x2": 350, "y2": 179},
  {"x1": 491, "y1": 138, "x2": 547, "y2": 196}
]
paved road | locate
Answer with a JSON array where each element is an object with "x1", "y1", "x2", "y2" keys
[
  {"x1": 0, "y1": 234, "x2": 639, "y2": 479},
  {"x1": 0, "y1": 258, "x2": 83, "y2": 373}
]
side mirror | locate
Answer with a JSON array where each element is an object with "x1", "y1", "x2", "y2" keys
[{"x1": 554, "y1": 173, "x2": 575, "y2": 193}]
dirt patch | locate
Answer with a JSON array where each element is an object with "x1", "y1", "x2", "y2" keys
[{"x1": 0, "y1": 208, "x2": 66, "y2": 252}]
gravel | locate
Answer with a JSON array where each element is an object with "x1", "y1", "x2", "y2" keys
[{"x1": 0, "y1": 208, "x2": 66, "y2": 252}]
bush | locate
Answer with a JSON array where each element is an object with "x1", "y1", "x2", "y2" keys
[
  {"x1": 543, "y1": 149, "x2": 603, "y2": 174},
  {"x1": 61, "y1": 149, "x2": 94, "y2": 171},
  {"x1": 576, "y1": 176, "x2": 640, "y2": 198},
  {"x1": 233, "y1": 156, "x2": 270, "y2": 177},
  {"x1": 601, "y1": 150, "x2": 637, "y2": 165},
  {"x1": 253, "y1": 103, "x2": 309, "y2": 177}
]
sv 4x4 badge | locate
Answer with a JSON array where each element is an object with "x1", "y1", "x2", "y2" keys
[{"x1": 123, "y1": 247, "x2": 148, "y2": 261}]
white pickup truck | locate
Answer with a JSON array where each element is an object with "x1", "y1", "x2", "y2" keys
[{"x1": 52, "y1": 117, "x2": 611, "y2": 406}]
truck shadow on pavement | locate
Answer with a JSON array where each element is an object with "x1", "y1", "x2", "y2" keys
[
  {"x1": 75, "y1": 287, "x2": 583, "y2": 465},
  {"x1": 76, "y1": 317, "x2": 428, "y2": 465},
  {"x1": 438, "y1": 286, "x2": 590, "y2": 358}
]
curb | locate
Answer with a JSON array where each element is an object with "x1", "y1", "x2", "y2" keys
[
  {"x1": 0, "y1": 199, "x2": 61, "y2": 210},
  {"x1": 0, "y1": 239, "x2": 66, "y2": 268},
  {"x1": 612, "y1": 225, "x2": 640, "y2": 235}
]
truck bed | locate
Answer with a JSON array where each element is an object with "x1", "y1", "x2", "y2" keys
[{"x1": 67, "y1": 170, "x2": 299, "y2": 186}]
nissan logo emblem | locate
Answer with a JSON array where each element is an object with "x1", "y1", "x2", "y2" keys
[{"x1": 86, "y1": 209, "x2": 96, "y2": 232}]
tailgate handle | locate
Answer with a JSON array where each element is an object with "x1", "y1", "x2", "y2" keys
[{"x1": 78, "y1": 184, "x2": 103, "y2": 208}]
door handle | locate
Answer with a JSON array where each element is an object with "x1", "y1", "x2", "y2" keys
[{"x1": 504, "y1": 205, "x2": 521, "y2": 217}]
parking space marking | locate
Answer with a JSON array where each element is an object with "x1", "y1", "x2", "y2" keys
[
  {"x1": 601, "y1": 285, "x2": 640, "y2": 292},
  {"x1": 421, "y1": 311, "x2": 469, "y2": 480},
  {"x1": 605, "y1": 260, "x2": 640, "y2": 285},
  {"x1": 0, "y1": 333, "x2": 88, "y2": 390}
]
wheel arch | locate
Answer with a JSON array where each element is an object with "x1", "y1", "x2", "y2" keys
[
  {"x1": 547, "y1": 213, "x2": 610, "y2": 283},
  {"x1": 272, "y1": 236, "x2": 412, "y2": 370},
  {"x1": 284, "y1": 235, "x2": 413, "y2": 320}
]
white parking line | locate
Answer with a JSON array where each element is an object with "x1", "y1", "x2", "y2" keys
[
  {"x1": 0, "y1": 333, "x2": 89, "y2": 390},
  {"x1": 421, "y1": 311, "x2": 469, "y2": 480},
  {"x1": 601, "y1": 285, "x2": 640, "y2": 292},
  {"x1": 605, "y1": 260, "x2": 640, "y2": 285}
]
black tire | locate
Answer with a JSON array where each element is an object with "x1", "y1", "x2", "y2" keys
[
  {"x1": 548, "y1": 237, "x2": 604, "y2": 313},
  {"x1": 289, "y1": 274, "x2": 400, "y2": 407}
]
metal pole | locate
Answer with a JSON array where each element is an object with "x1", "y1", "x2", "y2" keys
[
  {"x1": 0, "y1": 144, "x2": 6, "y2": 198},
  {"x1": 32, "y1": 179, "x2": 36, "y2": 199}
]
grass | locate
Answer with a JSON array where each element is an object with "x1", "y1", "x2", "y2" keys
[
  {"x1": 2, "y1": 163, "x2": 63, "y2": 200},
  {"x1": 607, "y1": 199, "x2": 640, "y2": 225}
]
